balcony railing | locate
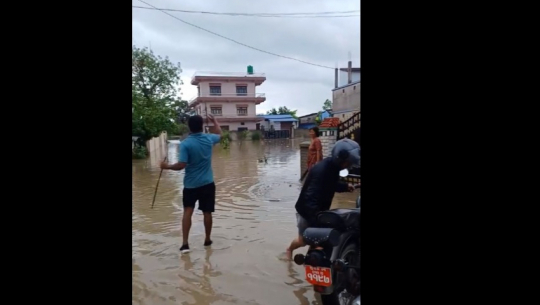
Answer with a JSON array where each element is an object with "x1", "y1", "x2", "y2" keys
[{"x1": 189, "y1": 93, "x2": 265, "y2": 104}]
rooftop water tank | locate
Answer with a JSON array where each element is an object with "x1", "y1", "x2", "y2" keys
[{"x1": 247, "y1": 65, "x2": 253, "y2": 74}]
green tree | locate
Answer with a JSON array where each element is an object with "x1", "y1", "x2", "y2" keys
[
  {"x1": 314, "y1": 99, "x2": 333, "y2": 125},
  {"x1": 323, "y1": 99, "x2": 332, "y2": 110},
  {"x1": 132, "y1": 46, "x2": 183, "y2": 143},
  {"x1": 175, "y1": 99, "x2": 191, "y2": 124},
  {"x1": 315, "y1": 114, "x2": 322, "y2": 125},
  {"x1": 266, "y1": 106, "x2": 298, "y2": 119}
]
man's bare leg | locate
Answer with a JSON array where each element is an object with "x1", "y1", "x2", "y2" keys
[
  {"x1": 203, "y1": 212, "x2": 213, "y2": 245},
  {"x1": 286, "y1": 234, "x2": 306, "y2": 260},
  {"x1": 182, "y1": 207, "x2": 194, "y2": 246}
]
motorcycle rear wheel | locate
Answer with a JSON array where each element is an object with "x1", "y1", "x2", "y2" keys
[{"x1": 320, "y1": 242, "x2": 360, "y2": 305}]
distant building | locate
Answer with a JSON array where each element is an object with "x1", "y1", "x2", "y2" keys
[
  {"x1": 297, "y1": 110, "x2": 332, "y2": 129},
  {"x1": 298, "y1": 112, "x2": 318, "y2": 129},
  {"x1": 332, "y1": 62, "x2": 360, "y2": 122},
  {"x1": 320, "y1": 110, "x2": 332, "y2": 121},
  {"x1": 257, "y1": 114, "x2": 298, "y2": 132},
  {"x1": 257, "y1": 114, "x2": 298, "y2": 139},
  {"x1": 189, "y1": 66, "x2": 266, "y2": 132}
]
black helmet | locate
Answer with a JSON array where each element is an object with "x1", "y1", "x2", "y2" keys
[{"x1": 331, "y1": 139, "x2": 360, "y2": 168}]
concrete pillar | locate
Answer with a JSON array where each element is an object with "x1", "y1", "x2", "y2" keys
[
  {"x1": 334, "y1": 68, "x2": 338, "y2": 88},
  {"x1": 300, "y1": 141, "x2": 310, "y2": 177},
  {"x1": 347, "y1": 61, "x2": 352, "y2": 84}
]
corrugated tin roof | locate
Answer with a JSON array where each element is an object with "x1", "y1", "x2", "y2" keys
[
  {"x1": 298, "y1": 112, "x2": 319, "y2": 118},
  {"x1": 258, "y1": 114, "x2": 295, "y2": 119},
  {"x1": 298, "y1": 123, "x2": 317, "y2": 129},
  {"x1": 269, "y1": 118, "x2": 298, "y2": 122}
]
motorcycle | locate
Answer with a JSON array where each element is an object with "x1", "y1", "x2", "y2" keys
[{"x1": 293, "y1": 182, "x2": 361, "y2": 305}]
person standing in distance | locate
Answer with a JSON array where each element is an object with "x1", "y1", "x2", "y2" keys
[
  {"x1": 160, "y1": 114, "x2": 222, "y2": 253},
  {"x1": 307, "y1": 127, "x2": 323, "y2": 170}
]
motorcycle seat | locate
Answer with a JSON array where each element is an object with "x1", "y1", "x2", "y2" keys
[{"x1": 316, "y1": 208, "x2": 360, "y2": 231}]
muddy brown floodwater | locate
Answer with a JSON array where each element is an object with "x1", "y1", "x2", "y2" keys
[{"x1": 132, "y1": 139, "x2": 358, "y2": 305}]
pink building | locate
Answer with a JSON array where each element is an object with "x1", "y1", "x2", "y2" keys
[{"x1": 189, "y1": 68, "x2": 266, "y2": 132}]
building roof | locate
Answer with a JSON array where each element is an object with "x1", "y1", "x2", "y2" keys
[
  {"x1": 191, "y1": 71, "x2": 266, "y2": 86},
  {"x1": 258, "y1": 114, "x2": 294, "y2": 119},
  {"x1": 193, "y1": 71, "x2": 266, "y2": 77},
  {"x1": 298, "y1": 123, "x2": 317, "y2": 129},
  {"x1": 257, "y1": 114, "x2": 298, "y2": 122},
  {"x1": 298, "y1": 112, "x2": 319, "y2": 118},
  {"x1": 319, "y1": 117, "x2": 340, "y2": 128},
  {"x1": 269, "y1": 118, "x2": 298, "y2": 122}
]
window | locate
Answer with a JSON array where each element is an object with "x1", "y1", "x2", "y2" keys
[
  {"x1": 221, "y1": 125, "x2": 229, "y2": 131},
  {"x1": 236, "y1": 86, "x2": 247, "y2": 96},
  {"x1": 237, "y1": 107, "x2": 248, "y2": 116},
  {"x1": 210, "y1": 86, "x2": 221, "y2": 96},
  {"x1": 210, "y1": 107, "x2": 222, "y2": 115}
]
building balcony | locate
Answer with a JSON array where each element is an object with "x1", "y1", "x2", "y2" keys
[{"x1": 189, "y1": 93, "x2": 266, "y2": 106}]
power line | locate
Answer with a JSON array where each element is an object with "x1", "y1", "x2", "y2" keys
[
  {"x1": 135, "y1": 0, "x2": 335, "y2": 69},
  {"x1": 132, "y1": 6, "x2": 360, "y2": 18}
]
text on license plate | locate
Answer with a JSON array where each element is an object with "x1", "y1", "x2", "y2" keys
[{"x1": 305, "y1": 266, "x2": 332, "y2": 286}]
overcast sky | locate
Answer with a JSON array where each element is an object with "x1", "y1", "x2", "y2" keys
[{"x1": 132, "y1": 0, "x2": 360, "y2": 116}]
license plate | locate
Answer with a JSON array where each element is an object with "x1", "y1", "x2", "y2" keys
[{"x1": 305, "y1": 266, "x2": 332, "y2": 286}]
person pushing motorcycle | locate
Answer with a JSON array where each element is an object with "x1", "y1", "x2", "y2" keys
[{"x1": 286, "y1": 138, "x2": 361, "y2": 260}]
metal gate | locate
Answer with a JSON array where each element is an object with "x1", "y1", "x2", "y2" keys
[{"x1": 337, "y1": 112, "x2": 361, "y2": 184}]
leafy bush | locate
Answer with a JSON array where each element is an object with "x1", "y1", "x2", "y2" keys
[
  {"x1": 220, "y1": 130, "x2": 231, "y2": 149},
  {"x1": 171, "y1": 123, "x2": 189, "y2": 136},
  {"x1": 132, "y1": 146, "x2": 148, "y2": 159},
  {"x1": 221, "y1": 130, "x2": 232, "y2": 141},
  {"x1": 240, "y1": 130, "x2": 249, "y2": 140},
  {"x1": 251, "y1": 131, "x2": 261, "y2": 141}
]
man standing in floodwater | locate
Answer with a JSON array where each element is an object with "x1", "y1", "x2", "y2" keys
[{"x1": 160, "y1": 114, "x2": 222, "y2": 253}]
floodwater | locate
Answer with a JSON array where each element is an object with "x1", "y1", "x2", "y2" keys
[{"x1": 132, "y1": 139, "x2": 358, "y2": 305}]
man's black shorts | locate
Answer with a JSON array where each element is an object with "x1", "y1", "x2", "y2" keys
[{"x1": 182, "y1": 182, "x2": 216, "y2": 213}]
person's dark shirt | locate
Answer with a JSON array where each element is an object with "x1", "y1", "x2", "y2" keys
[{"x1": 295, "y1": 157, "x2": 349, "y2": 224}]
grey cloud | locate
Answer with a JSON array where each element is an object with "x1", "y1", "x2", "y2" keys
[{"x1": 133, "y1": 0, "x2": 360, "y2": 115}]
